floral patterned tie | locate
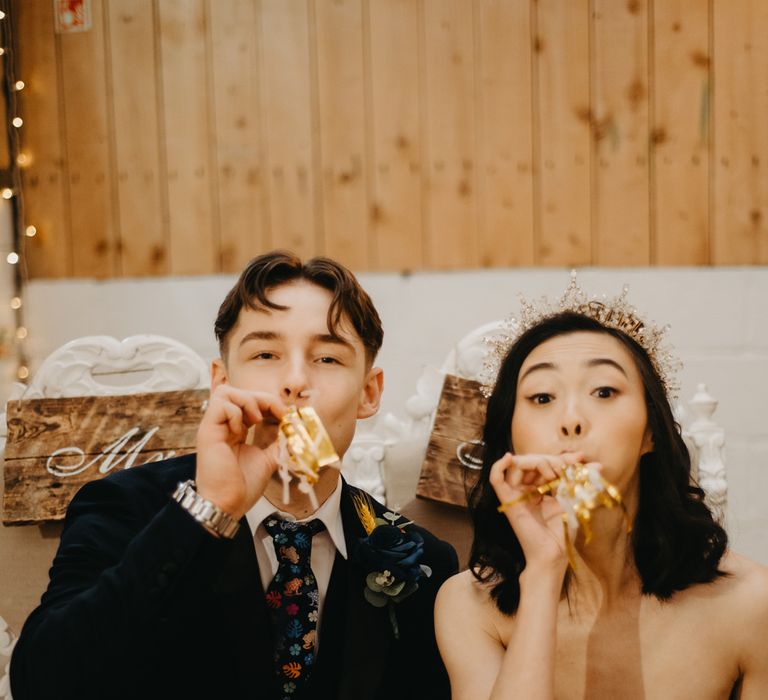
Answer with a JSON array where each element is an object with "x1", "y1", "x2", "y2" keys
[{"x1": 263, "y1": 517, "x2": 326, "y2": 699}]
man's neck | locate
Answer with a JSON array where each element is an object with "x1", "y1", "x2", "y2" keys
[{"x1": 263, "y1": 467, "x2": 341, "y2": 520}]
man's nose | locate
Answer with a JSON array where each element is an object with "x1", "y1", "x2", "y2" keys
[{"x1": 281, "y1": 358, "x2": 310, "y2": 401}]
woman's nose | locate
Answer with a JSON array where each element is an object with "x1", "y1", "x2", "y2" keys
[
  {"x1": 561, "y1": 421, "x2": 582, "y2": 437},
  {"x1": 560, "y1": 400, "x2": 586, "y2": 437}
]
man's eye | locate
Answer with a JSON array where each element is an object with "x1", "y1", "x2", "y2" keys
[
  {"x1": 594, "y1": 386, "x2": 616, "y2": 399},
  {"x1": 528, "y1": 393, "x2": 553, "y2": 405},
  {"x1": 251, "y1": 352, "x2": 276, "y2": 360},
  {"x1": 317, "y1": 356, "x2": 340, "y2": 365}
]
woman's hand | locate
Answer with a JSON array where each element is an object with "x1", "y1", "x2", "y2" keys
[
  {"x1": 195, "y1": 385, "x2": 288, "y2": 519},
  {"x1": 489, "y1": 451, "x2": 584, "y2": 574}
]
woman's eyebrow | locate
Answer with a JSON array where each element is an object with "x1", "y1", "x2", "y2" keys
[
  {"x1": 586, "y1": 357, "x2": 628, "y2": 376},
  {"x1": 519, "y1": 361, "x2": 556, "y2": 382}
]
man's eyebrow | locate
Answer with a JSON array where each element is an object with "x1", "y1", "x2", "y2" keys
[
  {"x1": 238, "y1": 330, "x2": 281, "y2": 347},
  {"x1": 313, "y1": 333, "x2": 354, "y2": 350}
]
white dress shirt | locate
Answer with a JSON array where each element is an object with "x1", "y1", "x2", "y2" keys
[{"x1": 245, "y1": 478, "x2": 348, "y2": 649}]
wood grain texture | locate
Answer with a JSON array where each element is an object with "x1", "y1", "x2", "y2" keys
[
  {"x1": 417, "y1": 374, "x2": 486, "y2": 508},
  {"x1": 260, "y1": 0, "x2": 317, "y2": 259},
  {"x1": 368, "y1": 0, "x2": 424, "y2": 269},
  {"x1": 209, "y1": 0, "x2": 269, "y2": 272},
  {"x1": 157, "y1": 0, "x2": 217, "y2": 274},
  {"x1": 535, "y1": 0, "x2": 592, "y2": 266},
  {"x1": 107, "y1": 0, "x2": 167, "y2": 275},
  {"x1": 58, "y1": 0, "x2": 117, "y2": 277},
  {"x1": 16, "y1": 0, "x2": 71, "y2": 278},
  {"x1": 2, "y1": 389, "x2": 208, "y2": 524},
  {"x1": 422, "y1": 0, "x2": 477, "y2": 269},
  {"x1": 475, "y1": 0, "x2": 535, "y2": 267},
  {"x1": 315, "y1": 0, "x2": 369, "y2": 268},
  {"x1": 651, "y1": 0, "x2": 710, "y2": 264},
  {"x1": 712, "y1": 0, "x2": 768, "y2": 263},
  {"x1": 592, "y1": 0, "x2": 651, "y2": 266}
]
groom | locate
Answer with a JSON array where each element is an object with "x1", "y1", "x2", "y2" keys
[{"x1": 11, "y1": 251, "x2": 458, "y2": 700}]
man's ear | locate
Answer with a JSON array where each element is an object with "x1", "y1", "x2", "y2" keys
[
  {"x1": 210, "y1": 358, "x2": 229, "y2": 392},
  {"x1": 357, "y1": 366, "x2": 383, "y2": 419}
]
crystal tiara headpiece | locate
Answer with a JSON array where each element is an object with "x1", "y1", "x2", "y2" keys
[{"x1": 480, "y1": 271, "x2": 682, "y2": 399}]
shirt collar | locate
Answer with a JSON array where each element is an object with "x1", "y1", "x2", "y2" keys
[{"x1": 246, "y1": 476, "x2": 347, "y2": 559}]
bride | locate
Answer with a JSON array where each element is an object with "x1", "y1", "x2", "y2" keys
[{"x1": 435, "y1": 279, "x2": 768, "y2": 700}]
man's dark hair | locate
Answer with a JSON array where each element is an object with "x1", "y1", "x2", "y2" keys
[
  {"x1": 468, "y1": 311, "x2": 727, "y2": 615},
  {"x1": 214, "y1": 250, "x2": 383, "y2": 365}
]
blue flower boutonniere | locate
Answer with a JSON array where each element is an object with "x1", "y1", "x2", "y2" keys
[{"x1": 352, "y1": 492, "x2": 432, "y2": 639}]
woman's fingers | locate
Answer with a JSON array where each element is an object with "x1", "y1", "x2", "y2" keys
[{"x1": 491, "y1": 452, "x2": 588, "y2": 514}]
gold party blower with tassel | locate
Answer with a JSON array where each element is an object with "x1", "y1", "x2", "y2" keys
[{"x1": 497, "y1": 463, "x2": 632, "y2": 569}]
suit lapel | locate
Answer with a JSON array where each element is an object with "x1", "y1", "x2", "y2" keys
[{"x1": 314, "y1": 483, "x2": 394, "y2": 700}]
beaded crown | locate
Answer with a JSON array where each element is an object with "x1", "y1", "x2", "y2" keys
[{"x1": 480, "y1": 271, "x2": 682, "y2": 399}]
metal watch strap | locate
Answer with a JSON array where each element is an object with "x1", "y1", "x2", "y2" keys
[{"x1": 172, "y1": 479, "x2": 240, "y2": 540}]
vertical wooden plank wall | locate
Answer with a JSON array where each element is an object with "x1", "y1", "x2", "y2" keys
[
  {"x1": 314, "y1": 0, "x2": 369, "y2": 269},
  {"x1": 535, "y1": 0, "x2": 591, "y2": 266},
  {"x1": 368, "y1": 0, "x2": 423, "y2": 269},
  {"x1": 712, "y1": 0, "x2": 768, "y2": 263},
  {"x1": 157, "y1": 0, "x2": 217, "y2": 275},
  {"x1": 592, "y1": 0, "x2": 650, "y2": 265},
  {"x1": 16, "y1": 0, "x2": 70, "y2": 278},
  {"x1": 57, "y1": 0, "x2": 116, "y2": 277},
  {"x1": 107, "y1": 0, "x2": 167, "y2": 276},
  {"x1": 15, "y1": 0, "x2": 768, "y2": 276},
  {"x1": 260, "y1": 0, "x2": 317, "y2": 260},
  {"x1": 475, "y1": 0, "x2": 534, "y2": 267},
  {"x1": 208, "y1": 0, "x2": 269, "y2": 273},
  {"x1": 652, "y1": 0, "x2": 710, "y2": 264},
  {"x1": 422, "y1": 0, "x2": 477, "y2": 268}
]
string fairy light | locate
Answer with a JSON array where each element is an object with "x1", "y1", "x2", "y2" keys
[{"x1": 0, "y1": 0, "x2": 31, "y2": 381}]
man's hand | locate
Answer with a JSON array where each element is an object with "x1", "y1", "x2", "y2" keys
[{"x1": 195, "y1": 385, "x2": 288, "y2": 520}]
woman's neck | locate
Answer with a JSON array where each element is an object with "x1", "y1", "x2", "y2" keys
[{"x1": 567, "y1": 485, "x2": 641, "y2": 609}]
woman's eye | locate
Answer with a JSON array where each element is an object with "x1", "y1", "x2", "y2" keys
[
  {"x1": 593, "y1": 386, "x2": 617, "y2": 399},
  {"x1": 528, "y1": 393, "x2": 553, "y2": 405}
]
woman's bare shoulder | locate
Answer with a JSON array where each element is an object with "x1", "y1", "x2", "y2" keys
[
  {"x1": 720, "y1": 550, "x2": 768, "y2": 600},
  {"x1": 436, "y1": 569, "x2": 501, "y2": 621}
]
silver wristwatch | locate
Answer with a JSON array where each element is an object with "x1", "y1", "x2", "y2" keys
[{"x1": 172, "y1": 479, "x2": 240, "y2": 540}]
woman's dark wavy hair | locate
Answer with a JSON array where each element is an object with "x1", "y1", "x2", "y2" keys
[{"x1": 468, "y1": 311, "x2": 728, "y2": 615}]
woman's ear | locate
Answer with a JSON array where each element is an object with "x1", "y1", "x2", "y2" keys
[
  {"x1": 357, "y1": 366, "x2": 384, "y2": 419},
  {"x1": 641, "y1": 427, "x2": 654, "y2": 456},
  {"x1": 210, "y1": 358, "x2": 229, "y2": 392}
]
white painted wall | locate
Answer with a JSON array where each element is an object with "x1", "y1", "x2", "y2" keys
[{"x1": 9, "y1": 266, "x2": 768, "y2": 563}]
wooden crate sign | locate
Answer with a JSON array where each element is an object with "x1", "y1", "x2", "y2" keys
[
  {"x1": 2, "y1": 389, "x2": 209, "y2": 524},
  {"x1": 417, "y1": 374, "x2": 487, "y2": 508}
]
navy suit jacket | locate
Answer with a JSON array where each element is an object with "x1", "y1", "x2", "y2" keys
[{"x1": 11, "y1": 454, "x2": 458, "y2": 700}]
